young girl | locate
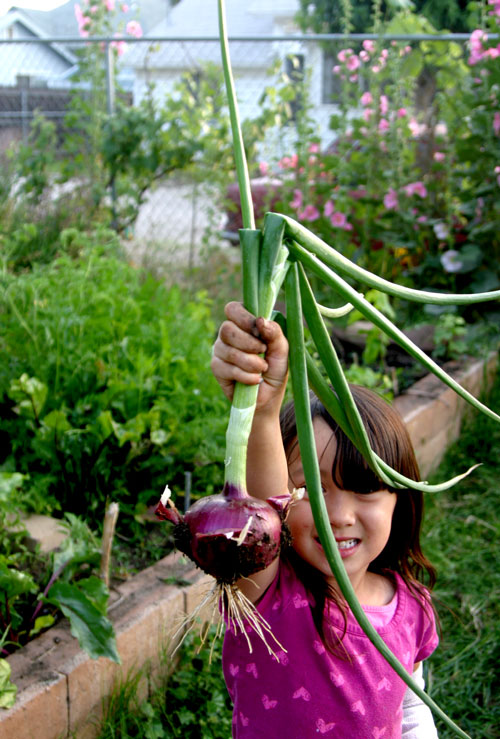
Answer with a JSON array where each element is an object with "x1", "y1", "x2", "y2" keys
[{"x1": 211, "y1": 301, "x2": 439, "y2": 738}]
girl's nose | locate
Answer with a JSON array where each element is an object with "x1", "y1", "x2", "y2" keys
[{"x1": 325, "y1": 488, "x2": 356, "y2": 528}]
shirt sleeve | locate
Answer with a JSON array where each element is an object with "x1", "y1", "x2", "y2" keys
[
  {"x1": 414, "y1": 590, "x2": 439, "y2": 663},
  {"x1": 401, "y1": 663, "x2": 439, "y2": 738}
]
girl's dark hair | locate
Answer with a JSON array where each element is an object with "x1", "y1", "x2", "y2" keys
[{"x1": 280, "y1": 384, "x2": 436, "y2": 652}]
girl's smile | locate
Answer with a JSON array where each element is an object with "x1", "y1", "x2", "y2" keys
[{"x1": 287, "y1": 418, "x2": 397, "y2": 604}]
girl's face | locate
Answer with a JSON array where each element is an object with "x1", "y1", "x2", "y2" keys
[{"x1": 287, "y1": 417, "x2": 397, "y2": 603}]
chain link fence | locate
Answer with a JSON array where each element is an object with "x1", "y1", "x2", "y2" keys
[{"x1": 0, "y1": 33, "x2": 472, "y2": 262}]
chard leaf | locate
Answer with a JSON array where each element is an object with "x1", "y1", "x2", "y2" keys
[
  {"x1": 0, "y1": 659, "x2": 17, "y2": 709},
  {"x1": 45, "y1": 581, "x2": 120, "y2": 664}
]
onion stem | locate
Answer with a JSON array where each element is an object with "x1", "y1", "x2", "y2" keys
[{"x1": 285, "y1": 264, "x2": 470, "y2": 739}]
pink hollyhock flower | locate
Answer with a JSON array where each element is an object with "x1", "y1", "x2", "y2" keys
[
  {"x1": 494, "y1": 112, "x2": 500, "y2": 136},
  {"x1": 396, "y1": 107, "x2": 407, "y2": 118},
  {"x1": 308, "y1": 143, "x2": 320, "y2": 154},
  {"x1": 329, "y1": 211, "x2": 353, "y2": 230},
  {"x1": 360, "y1": 50, "x2": 370, "y2": 62},
  {"x1": 290, "y1": 189, "x2": 303, "y2": 210},
  {"x1": 495, "y1": 165, "x2": 500, "y2": 186},
  {"x1": 111, "y1": 39, "x2": 127, "y2": 56},
  {"x1": 90, "y1": 5, "x2": 97, "y2": 13},
  {"x1": 299, "y1": 204, "x2": 320, "y2": 222},
  {"x1": 379, "y1": 95, "x2": 389, "y2": 115},
  {"x1": 332, "y1": 65, "x2": 341, "y2": 75},
  {"x1": 380, "y1": 49, "x2": 388, "y2": 59},
  {"x1": 324, "y1": 200, "x2": 335, "y2": 218},
  {"x1": 371, "y1": 65, "x2": 380, "y2": 74},
  {"x1": 378, "y1": 118, "x2": 390, "y2": 133},
  {"x1": 433, "y1": 151, "x2": 445, "y2": 162},
  {"x1": 383, "y1": 188, "x2": 399, "y2": 210},
  {"x1": 363, "y1": 108, "x2": 373, "y2": 122},
  {"x1": 346, "y1": 55, "x2": 360, "y2": 71},
  {"x1": 435, "y1": 122, "x2": 447, "y2": 137},
  {"x1": 337, "y1": 48, "x2": 352, "y2": 63},
  {"x1": 360, "y1": 91, "x2": 373, "y2": 106},
  {"x1": 404, "y1": 181, "x2": 428, "y2": 198},
  {"x1": 349, "y1": 74, "x2": 359, "y2": 82},
  {"x1": 105, "y1": 0, "x2": 115, "y2": 10},
  {"x1": 126, "y1": 19, "x2": 143, "y2": 37},
  {"x1": 408, "y1": 118, "x2": 426, "y2": 137},
  {"x1": 259, "y1": 161, "x2": 269, "y2": 175},
  {"x1": 362, "y1": 40, "x2": 375, "y2": 53},
  {"x1": 121, "y1": 2, "x2": 129, "y2": 11}
]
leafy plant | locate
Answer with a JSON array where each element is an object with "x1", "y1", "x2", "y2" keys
[{"x1": 0, "y1": 234, "x2": 228, "y2": 538}]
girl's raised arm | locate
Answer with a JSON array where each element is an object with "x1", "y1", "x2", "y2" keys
[{"x1": 211, "y1": 301, "x2": 290, "y2": 503}]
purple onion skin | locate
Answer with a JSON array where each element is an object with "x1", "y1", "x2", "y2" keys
[{"x1": 155, "y1": 484, "x2": 290, "y2": 584}]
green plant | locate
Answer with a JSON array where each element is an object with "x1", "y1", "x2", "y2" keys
[
  {"x1": 0, "y1": 234, "x2": 228, "y2": 539},
  {"x1": 0, "y1": 471, "x2": 119, "y2": 707},
  {"x1": 432, "y1": 314, "x2": 467, "y2": 360},
  {"x1": 97, "y1": 624, "x2": 233, "y2": 739}
]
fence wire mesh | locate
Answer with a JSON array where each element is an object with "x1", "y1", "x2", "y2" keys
[{"x1": 0, "y1": 34, "x2": 471, "y2": 261}]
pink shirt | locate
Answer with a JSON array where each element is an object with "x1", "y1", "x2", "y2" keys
[{"x1": 223, "y1": 560, "x2": 438, "y2": 738}]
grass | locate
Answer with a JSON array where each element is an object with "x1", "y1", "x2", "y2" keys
[
  {"x1": 96, "y1": 375, "x2": 500, "y2": 739},
  {"x1": 423, "y1": 377, "x2": 500, "y2": 738}
]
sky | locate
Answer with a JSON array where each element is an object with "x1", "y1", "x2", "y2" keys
[{"x1": 0, "y1": 0, "x2": 68, "y2": 16}]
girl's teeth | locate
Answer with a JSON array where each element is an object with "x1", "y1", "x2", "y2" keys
[{"x1": 337, "y1": 539, "x2": 357, "y2": 549}]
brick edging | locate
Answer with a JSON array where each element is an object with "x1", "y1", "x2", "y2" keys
[{"x1": 1, "y1": 351, "x2": 497, "y2": 738}]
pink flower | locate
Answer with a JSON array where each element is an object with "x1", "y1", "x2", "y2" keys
[
  {"x1": 324, "y1": 200, "x2": 339, "y2": 218},
  {"x1": 346, "y1": 55, "x2": 360, "y2": 71},
  {"x1": 371, "y1": 65, "x2": 380, "y2": 74},
  {"x1": 126, "y1": 19, "x2": 143, "y2": 37},
  {"x1": 308, "y1": 143, "x2": 320, "y2": 154},
  {"x1": 299, "y1": 205, "x2": 320, "y2": 222},
  {"x1": 332, "y1": 65, "x2": 341, "y2": 75},
  {"x1": 362, "y1": 40, "x2": 375, "y2": 53},
  {"x1": 495, "y1": 165, "x2": 500, "y2": 186},
  {"x1": 408, "y1": 118, "x2": 426, "y2": 137},
  {"x1": 75, "y1": 3, "x2": 90, "y2": 36},
  {"x1": 363, "y1": 108, "x2": 373, "y2": 122},
  {"x1": 105, "y1": 0, "x2": 115, "y2": 10},
  {"x1": 396, "y1": 107, "x2": 407, "y2": 118},
  {"x1": 360, "y1": 92, "x2": 373, "y2": 106},
  {"x1": 383, "y1": 188, "x2": 399, "y2": 210},
  {"x1": 329, "y1": 211, "x2": 352, "y2": 230},
  {"x1": 433, "y1": 151, "x2": 445, "y2": 162},
  {"x1": 494, "y1": 112, "x2": 500, "y2": 136},
  {"x1": 337, "y1": 48, "x2": 352, "y2": 63},
  {"x1": 379, "y1": 95, "x2": 389, "y2": 116},
  {"x1": 404, "y1": 181, "x2": 427, "y2": 198},
  {"x1": 111, "y1": 39, "x2": 127, "y2": 56},
  {"x1": 435, "y1": 122, "x2": 447, "y2": 137},
  {"x1": 290, "y1": 189, "x2": 303, "y2": 210},
  {"x1": 360, "y1": 50, "x2": 370, "y2": 62},
  {"x1": 378, "y1": 118, "x2": 390, "y2": 133},
  {"x1": 259, "y1": 161, "x2": 269, "y2": 176},
  {"x1": 121, "y1": 2, "x2": 129, "y2": 11}
]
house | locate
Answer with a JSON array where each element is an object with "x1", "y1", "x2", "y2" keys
[
  {"x1": 0, "y1": 7, "x2": 78, "y2": 87},
  {"x1": 126, "y1": 0, "x2": 336, "y2": 147}
]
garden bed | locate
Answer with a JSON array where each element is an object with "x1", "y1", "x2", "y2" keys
[{"x1": 0, "y1": 351, "x2": 497, "y2": 739}]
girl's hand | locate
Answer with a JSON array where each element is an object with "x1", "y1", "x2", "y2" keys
[{"x1": 211, "y1": 301, "x2": 289, "y2": 412}]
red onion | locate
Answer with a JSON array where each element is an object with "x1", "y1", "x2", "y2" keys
[{"x1": 155, "y1": 483, "x2": 291, "y2": 584}]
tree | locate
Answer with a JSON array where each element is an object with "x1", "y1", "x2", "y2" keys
[{"x1": 296, "y1": 0, "x2": 476, "y2": 34}]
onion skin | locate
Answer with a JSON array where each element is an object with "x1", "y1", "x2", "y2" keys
[{"x1": 155, "y1": 486, "x2": 291, "y2": 584}]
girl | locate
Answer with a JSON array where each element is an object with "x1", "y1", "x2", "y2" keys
[{"x1": 211, "y1": 301, "x2": 439, "y2": 739}]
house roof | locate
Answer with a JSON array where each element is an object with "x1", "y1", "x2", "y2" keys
[
  {"x1": 4, "y1": 0, "x2": 167, "y2": 40},
  {"x1": 126, "y1": 0, "x2": 300, "y2": 70},
  {"x1": 0, "y1": 8, "x2": 77, "y2": 65}
]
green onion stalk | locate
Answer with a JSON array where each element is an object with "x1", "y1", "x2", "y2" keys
[{"x1": 154, "y1": 1, "x2": 498, "y2": 733}]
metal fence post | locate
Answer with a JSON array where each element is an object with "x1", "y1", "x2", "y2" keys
[{"x1": 104, "y1": 41, "x2": 118, "y2": 228}]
